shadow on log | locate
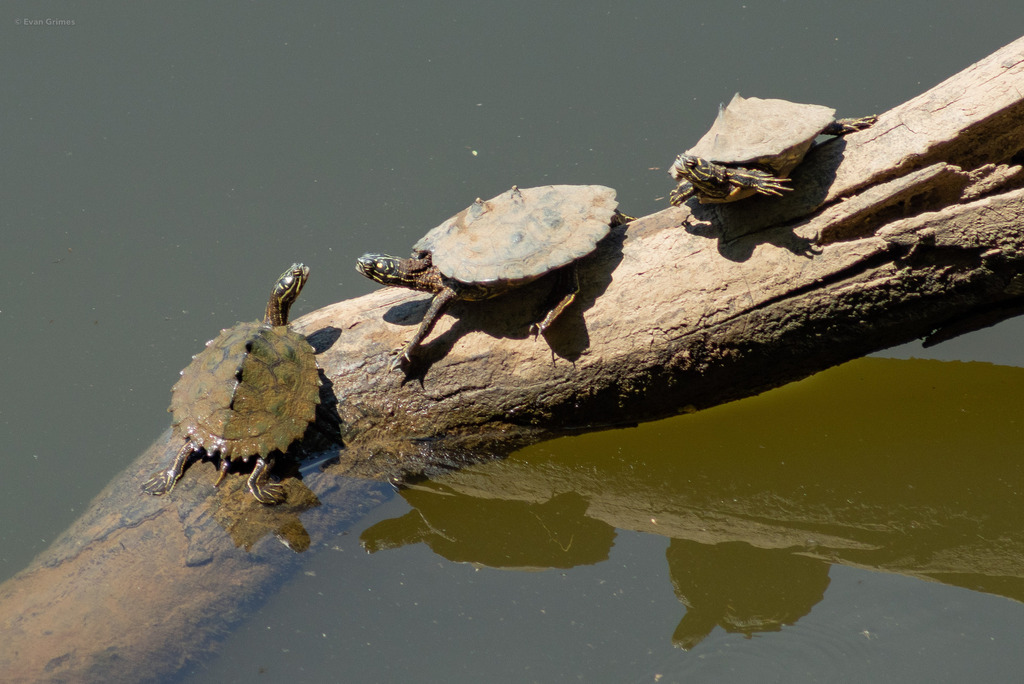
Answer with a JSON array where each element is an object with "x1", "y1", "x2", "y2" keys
[{"x1": 3, "y1": 36, "x2": 1024, "y2": 683}]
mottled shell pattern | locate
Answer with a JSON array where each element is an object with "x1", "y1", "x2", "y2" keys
[{"x1": 169, "y1": 312, "x2": 319, "y2": 463}]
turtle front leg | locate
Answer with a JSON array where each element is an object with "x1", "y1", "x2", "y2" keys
[
  {"x1": 141, "y1": 440, "x2": 194, "y2": 496},
  {"x1": 670, "y1": 154, "x2": 737, "y2": 203},
  {"x1": 725, "y1": 166, "x2": 791, "y2": 198},
  {"x1": 247, "y1": 457, "x2": 286, "y2": 505},
  {"x1": 612, "y1": 209, "x2": 637, "y2": 225},
  {"x1": 668, "y1": 153, "x2": 700, "y2": 206},
  {"x1": 823, "y1": 115, "x2": 877, "y2": 136},
  {"x1": 390, "y1": 286, "x2": 459, "y2": 371},
  {"x1": 531, "y1": 265, "x2": 580, "y2": 336},
  {"x1": 669, "y1": 182, "x2": 695, "y2": 207}
]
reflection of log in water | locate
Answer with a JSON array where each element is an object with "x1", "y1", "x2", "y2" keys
[
  {"x1": 363, "y1": 487, "x2": 616, "y2": 569},
  {"x1": 4, "y1": 36, "x2": 1024, "y2": 682},
  {"x1": 361, "y1": 359, "x2": 1024, "y2": 649}
]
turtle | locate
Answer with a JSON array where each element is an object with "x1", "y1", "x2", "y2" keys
[
  {"x1": 141, "y1": 263, "x2": 320, "y2": 505},
  {"x1": 356, "y1": 184, "x2": 627, "y2": 370},
  {"x1": 669, "y1": 94, "x2": 877, "y2": 206}
]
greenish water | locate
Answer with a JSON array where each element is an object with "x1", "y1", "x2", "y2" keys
[
  {"x1": 2, "y1": 1, "x2": 1024, "y2": 682},
  {"x1": 190, "y1": 357, "x2": 1024, "y2": 683}
]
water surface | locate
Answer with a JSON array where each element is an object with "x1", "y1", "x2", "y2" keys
[{"x1": 3, "y1": 2, "x2": 1024, "y2": 681}]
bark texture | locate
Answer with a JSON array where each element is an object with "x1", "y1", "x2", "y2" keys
[
  {"x1": 3, "y1": 36, "x2": 1024, "y2": 683},
  {"x1": 312, "y1": 35, "x2": 1024, "y2": 465}
]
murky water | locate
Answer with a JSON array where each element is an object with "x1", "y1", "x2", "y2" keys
[{"x1": 3, "y1": 1, "x2": 1024, "y2": 682}]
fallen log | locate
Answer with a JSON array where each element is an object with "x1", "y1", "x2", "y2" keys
[{"x1": 3, "y1": 35, "x2": 1024, "y2": 683}]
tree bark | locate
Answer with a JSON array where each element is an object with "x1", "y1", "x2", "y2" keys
[{"x1": 3, "y1": 36, "x2": 1024, "y2": 683}]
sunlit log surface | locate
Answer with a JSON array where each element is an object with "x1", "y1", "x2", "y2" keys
[{"x1": 3, "y1": 36, "x2": 1024, "y2": 683}]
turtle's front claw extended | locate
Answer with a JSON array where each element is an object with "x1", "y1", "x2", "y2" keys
[
  {"x1": 669, "y1": 182, "x2": 695, "y2": 206},
  {"x1": 745, "y1": 169, "x2": 791, "y2": 197},
  {"x1": 387, "y1": 345, "x2": 413, "y2": 373}
]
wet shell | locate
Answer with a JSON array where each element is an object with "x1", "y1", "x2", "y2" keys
[{"x1": 170, "y1": 321, "x2": 319, "y2": 462}]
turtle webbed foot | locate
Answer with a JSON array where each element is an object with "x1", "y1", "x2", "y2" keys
[
  {"x1": 825, "y1": 115, "x2": 878, "y2": 136},
  {"x1": 732, "y1": 167, "x2": 791, "y2": 197},
  {"x1": 141, "y1": 471, "x2": 177, "y2": 496},
  {"x1": 612, "y1": 209, "x2": 636, "y2": 225},
  {"x1": 249, "y1": 481, "x2": 286, "y2": 505},
  {"x1": 387, "y1": 344, "x2": 415, "y2": 373},
  {"x1": 669, "y1": 182, "x2": 695, "y2": 206},
  {"x1": 141, "y1": 441, "x2": 192, "y2": 496},
  {"x1": 247, "y1": 458, "x2": 286, "y2": 505}
]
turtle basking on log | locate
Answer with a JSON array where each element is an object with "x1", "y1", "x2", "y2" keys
[
  {"x1": 141, "y1": 263, "x2": 320, "y2": 505},
  {"x1": 669, "y1": 94, "x2": 877, "y2": 205},
  {"x1": 357, "y1": 184, "x2": 629, "y2": 370}
]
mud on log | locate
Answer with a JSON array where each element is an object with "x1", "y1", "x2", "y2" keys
[{"x1": 3, "y1": 36, "x2": 1024, "y2": 683}]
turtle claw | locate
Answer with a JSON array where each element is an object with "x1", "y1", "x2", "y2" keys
[
  {"x1": 529, "y1": 315, "x2": 558, "y2": 338},
  {"x1": 249, "y1": 480, "x2": 286, "y2": 505},
  {"x1": 141, "y1": 441, "x2": 192, "y2": 497},
  {"x1": 754, "y1": 176, "x2": 791, "y2": 197},
  {"x1": 727, "y1": 167, "x2": 791, "y2": 197},
  {"x1": 247, "y1": 458, "x2": 286, "y2": 505},
  {"x1": 669, "y1": 182, "x2": 696, "y2": 207},
  {"x1": 387, "y1": 345, "x2": 413, "y2": 372},
  {"x1": 141, "y1": 471, "x2": 176, "y2": 496},
  {"x1": 824, "y1": 115, "x2": 878, "y2": 135}
]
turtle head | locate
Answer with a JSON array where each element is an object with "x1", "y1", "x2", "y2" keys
[
  {"x1": 670, "y1": 154, "x2": 713, "y2": 182},
  {"x1": 670, "y1": 154, "x2": 732, "y2": 200},
  {"x1": 356, "y1": 252, "x2": 439, "y2": 293},
  {"x1": 265, "y1": 263, "x2": 309, "y2": 327}
]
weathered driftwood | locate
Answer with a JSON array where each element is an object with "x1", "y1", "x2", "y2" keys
[{"x1": 3, "y1": 36, "x2": 1024, "y2": 683}]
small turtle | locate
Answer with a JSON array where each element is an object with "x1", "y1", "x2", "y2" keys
[
  {"x1": 142, "y1": 264, "x2": 320, "y2": 505},
  {"x1": 356, "y1": 185, "x2": 627, "y2": 370},
  {"x1": 669, "y1": 94, "x2": 877, "y2": 205}
]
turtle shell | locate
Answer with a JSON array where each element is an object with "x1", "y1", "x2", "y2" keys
[
  {"x1": 170, "y1": 320, "x2": 320, "y2": 461},
  {"x1": 412, "y1": 185, "x2": 618, "y2": 286},
  {"x1": 687, "y1": 94, "x2": 837, "y2": 177}
]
